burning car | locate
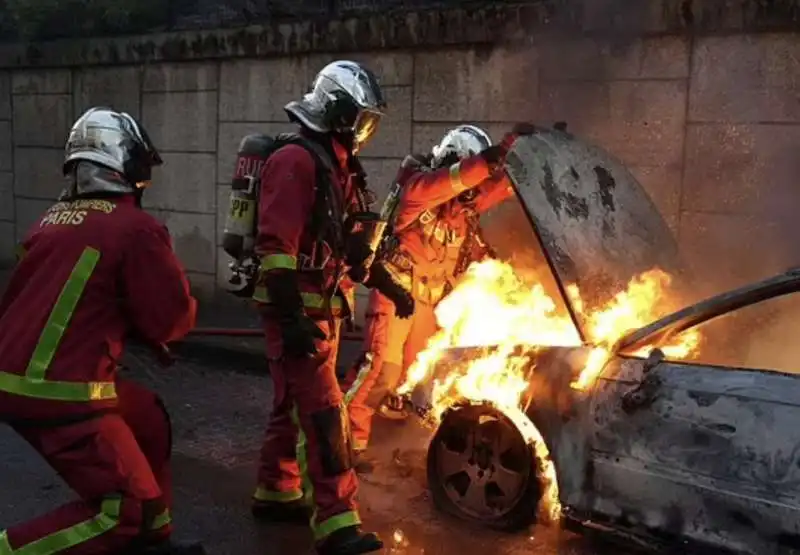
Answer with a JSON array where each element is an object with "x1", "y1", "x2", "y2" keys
[{"x1": 400, "y1": 129, "x2": 800, "y2": 554}]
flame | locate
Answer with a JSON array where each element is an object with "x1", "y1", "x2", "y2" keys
[{"x1": 398, "y1": 260, "x2": 702, "y2": 522}]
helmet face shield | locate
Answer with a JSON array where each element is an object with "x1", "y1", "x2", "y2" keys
[{"x1": 353, "y1": 109, "x2": 382, "y2": 151}]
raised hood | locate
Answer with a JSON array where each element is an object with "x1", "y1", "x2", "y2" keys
[{"x1": 487, "y1": 127, "x2": 684, "y2": 341}]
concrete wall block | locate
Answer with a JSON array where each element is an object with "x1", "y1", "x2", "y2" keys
[
  {"x1": 0, "y1": 221, "x2": 14, "y2": 267},
  {"x1": 216, "y1": 121, "x2": 296, "y2": 183},
  {"x1": 216, "y1": 186, "x2": 228, "y2": 246},
  {"x1": 155, "y1": 211, "x2": 216, "y2": 274},
  {"x1": 14, "y1": 197, "x2": 52, "y2": 240},
  {"x1": 0, "y1": 72, "x2": 10, "y2": 120},
  {"x1": 628, "y1": 164, "x2": 682, "y2": 234},
  {"x1": 143, "y1": 62, "x2": 218, "y2": 92},
  {"x1": 73, "y1": 67, "x2": 142, "y2": 120},
  {"x1": 414, "y1": 46, "x2": 539, "y2": 122},
  {"x1": 358, "y1": 86, "x2": 411, "y2": 158},
  {"x1": 591, "y1": 120, "x2": 685, "y2": 168},
  {"x1": 689, "y1": 34, "x2": 800, "y2": 123},
  {"x1": 219, "y1": 58, "x2": 323, "y2": 122},
  {"x1": 537, "y1": 82, "x2": 610, "y2": 132},
  {"x1": 683, "y1": 123, "x2": 800, "y2": 216},
  {"x1": 0, "y1": 121, "x2": 11, "y2": 172},
  {"x1": 12, "y1": 70, "x2": 71, "y2": 95},
  {"x1": 361, "y1": 157, "x2": 402, "y2": 204},
  {"x1": 13, "y1": 148, "x2": 63, "y2": 200},
  {"x1": 144, "y1": 152, "x2": 217, "y2": 213},
  {"x1": 142, "y1": 91, "x2": 218, "y2": 153},
  {"x1": 186, "y1": 271, "x2": 217, "y2": 303},
  {"x1": 13, "y1": 95, "x2": 71, "y2": 147},
  {"x1": 678, "y1": 211, "x2": 800, "y2": 297},
  {"x1": 0, "y1": 172, "x2": 12, "y2": 221},
  {"x1": 539, "y1": 36, "x2": 690, "y2": 81}
]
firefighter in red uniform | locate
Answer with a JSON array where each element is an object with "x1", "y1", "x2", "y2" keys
[
  {"x1": 344, "y1": 124, "x2": 537, "y2": 462},
  {"x1": 248, "y1": 61, "x2": 412, "y2": 555},
  {"x1": 0, "y1": 108, "x2": 202, "y2": 554}
]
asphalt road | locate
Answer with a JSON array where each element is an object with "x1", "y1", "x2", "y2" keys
[{"x1": 0, "y1": 341, "x2": 631, "y2": 555}]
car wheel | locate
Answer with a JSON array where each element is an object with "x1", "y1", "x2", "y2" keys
[{"x1": 426, "y1": 402, "x2": 543, "y2": 531}]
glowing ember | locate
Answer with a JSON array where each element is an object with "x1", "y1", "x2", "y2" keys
[{"x1": 398, "y1": 259, "x2": 702, "y2": 521}]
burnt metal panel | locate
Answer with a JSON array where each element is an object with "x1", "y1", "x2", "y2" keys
[
  {"x1": 587, "y1": 357, "x2": 800, "y2": 554},
  {"x1": 504, "y1": 129, "x2": 683, "y2": 338}
]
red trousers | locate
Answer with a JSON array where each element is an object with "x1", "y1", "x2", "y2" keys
[
  {"x1": 254, "y1": 316, "x2": 361, "y2": 542},
  {"x1": 343, "y1": 289, "x2": 438, "y2": 450},
  {"x1": 1, "y1": 379, "x2": 173, "y2": 554}
]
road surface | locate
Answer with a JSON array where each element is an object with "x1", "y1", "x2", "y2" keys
[{"x1": 0, "y1": 341, "x2": 633, "y2": 555}]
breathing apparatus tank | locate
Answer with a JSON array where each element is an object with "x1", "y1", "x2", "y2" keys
[{"x1": 222, "y1": 133, "x2": 276, "y2": 296}]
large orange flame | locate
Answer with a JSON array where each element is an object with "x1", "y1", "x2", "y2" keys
[{"x1": 398, "y1": 259, "x2": 702, "y2": 521}]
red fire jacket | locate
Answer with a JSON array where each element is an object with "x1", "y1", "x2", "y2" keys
[
  {"x1": 252, "y1": 136, "x2": 360, "y2": 318},
  {"x1": 0, "y1": 195, "x2": 196, "y2": 420},
  {"x1": 384, "y1": 154, "x2": 514, "y2": 303}
]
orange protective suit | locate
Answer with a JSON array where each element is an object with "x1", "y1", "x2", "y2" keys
[{"x1": 344, "y1": 154, "x2": 513, "y2": 450}]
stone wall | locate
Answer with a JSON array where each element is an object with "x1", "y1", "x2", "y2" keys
[{"x1": 0, "y1": 3, "x2": 799, "y2": 308}]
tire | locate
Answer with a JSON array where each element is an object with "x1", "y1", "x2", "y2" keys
[{"x1": 426, "y1": 402, "x2": 544, "y2": 531}]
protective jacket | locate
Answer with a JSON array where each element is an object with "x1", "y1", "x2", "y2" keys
[
  {"x1": 0, "y1": 195, "x2": 196, "y2": 421},
  {"x1": 382, "y1": 154, "x2": 513, "y2": 305},
  {"x1": 251, "y1": 133, "x2": 360, "y2": 321}
]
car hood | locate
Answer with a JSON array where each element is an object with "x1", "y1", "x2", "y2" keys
[{"x1": 500, "y1": 127, "x2": 686, "y2": 341}]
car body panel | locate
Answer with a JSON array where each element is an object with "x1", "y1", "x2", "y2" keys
[
  {"x1": 502, "y1": 129, "x2": 685, "y2": 338},
  {"x1": 586, "y1": 355, "x2": 800, "y2": 553}
]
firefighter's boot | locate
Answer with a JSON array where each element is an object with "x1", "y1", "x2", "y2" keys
[
  {"x1": 316, "y1": 526, "x2": 384, "y2": 555},
  {"x1": 352, "y1": 450, "x2": 376, "y2": 475},
  {"x1": 251, "y1": 498, "x2": 311, "y2": 524}
]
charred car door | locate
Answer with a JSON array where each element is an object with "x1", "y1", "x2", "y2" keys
[{"x1": 585, "y1": 271, "x2": 800, "y2": 554}]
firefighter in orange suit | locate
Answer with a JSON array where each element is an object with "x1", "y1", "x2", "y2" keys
[
  {"x1": 344, "y1": 124, "x2": 537, "y2": 462},
  {"x1": 0, "y1": 108, "x2": 203, "y2": 554},
  {"x1": 248, "y1": 61, "x2": 412, "y2": 555}
]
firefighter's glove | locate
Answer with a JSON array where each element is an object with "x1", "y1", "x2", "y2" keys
[
  {"x1": 345, "y1": 233, "x2": 374, "y2": 283},
  {"x1": 280, "y1": 313, "x2": 327, "y2": 358},
  {"x1": 345, "y1": 211, "x2": 383, "y2": 283},
  {"x1": 487, "y1": 123, "x2": 539, "y2": 170},
  {"x1": 264, "y1": 270, "x2": 326, "y2": 357},
  {"x1": 365, "y1": 264, "x2": 415, "y2": 319}
]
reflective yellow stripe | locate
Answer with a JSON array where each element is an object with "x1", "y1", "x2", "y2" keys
[
  {"x1": 0, "y1": 497, "x2": 120, "y2": 554},
  {"x1": 315, "y1": 511, "x2": 361, "y2": 540},
  {"x1": 0, "y1": 248, "x2": 110, "y2": 403},
  {"x1": 291, "y1": 407, "x2": 361, "y2": 540},
  {"x1": 449, "y1": 162, "x2": 466, "y2": 192},
  {"x1": 151, "y1": 509, "x2": 171, "y2": 530},
  {"x1": 0, "y1": 372, "x2": 115, "y2": 402},
  {"x1": 344, "y1": 353, "x2": 373, "y2": 405},
  {"x1": 252, "y1": 288, "x2": 343, "y2": 311},
  {"x1": 253, "y1": 485, "x2": 304, "y2": 503},
  {"x1": 26, "y1": 248, "x2": 100, "y2": 381},
  {"x1": 260, "y1": 254, "x2": 297, "y2": 272}
]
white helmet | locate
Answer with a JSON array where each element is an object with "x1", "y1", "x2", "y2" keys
[
  {"x1": 431, "y1": 125, "x2": 492, "y2": 168},
  {"x1": 285, "y1": 60, "x2": 386, "y2": 152}
]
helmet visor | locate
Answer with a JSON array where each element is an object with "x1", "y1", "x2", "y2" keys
[{"x1": 353, "y1": 109, "x2": 382, "y2": 149}]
